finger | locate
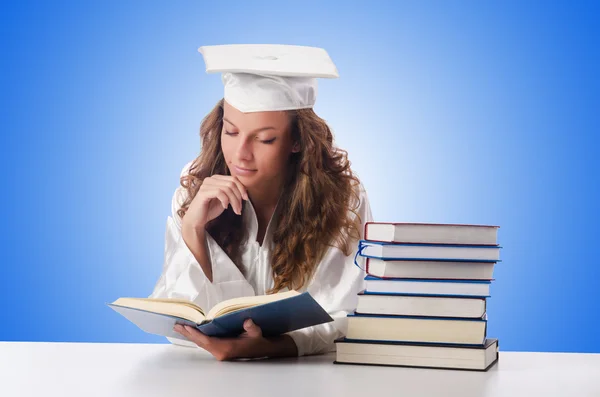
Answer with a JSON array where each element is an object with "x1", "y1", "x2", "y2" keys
[
  {"x1": 200, "y1": 188, "x2": 230, "y2": 211},
  {"x1": 230, "y1": 176, "x2": 249, "y2": 201},
  {"x1": 178, "y1": 325, "x2": 236, "y2": 361},
  {"x1": 173, "y1": 323, "x2": 196, "y2": 343},
  {"x1": 211, "y1": 177, "x2": 242, "y2": 202},
  {"x1": 203, "y1": 177, "x2": 244, "y2": 216},
  {"x1": 176, "y1": 324, "x2": 212, "y2": 348},
  {"x1": 243, "y1": 319, "x2": 262, "y2": 338},
  {"x1": 220, "y1": 186, "x2": 242, "y2": 215},
  {"x1": 185, "y1": 325, "x2": 213, "y2": 346},
  {"x1": 213, "y1": 189, "x2": 232, "y2": 211},
  {"x1": 211, "y1": 180, "x2": 243, "y2": 214},
  {"x1": 212, "y1": 175, "x2": 249, "y2": 201},
  {"x1": 212, "y1": 178, "x2": 245, "y2": 214}
]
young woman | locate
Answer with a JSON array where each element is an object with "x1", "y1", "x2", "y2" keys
[{"x1": 149, "y1": 44, "x2": 373, "y2": 361}]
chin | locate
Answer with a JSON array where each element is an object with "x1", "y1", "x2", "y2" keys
[{"x1": 231, "y1": 170, "x2": 258, "y2": 183}]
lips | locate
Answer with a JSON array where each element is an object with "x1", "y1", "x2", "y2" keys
[
  {"x1": 235, "y1": 166, "x2": 256, "y2": 171},
  {"x1": 233, "y1": 165, "x2": 257, "y2": 175}
]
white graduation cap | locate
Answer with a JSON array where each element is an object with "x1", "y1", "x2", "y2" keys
[{"x1": 197, "y1": 44, "x2": 339, "y2": 113}]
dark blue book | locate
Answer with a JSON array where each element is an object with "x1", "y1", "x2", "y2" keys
[{"x1": 108, "y1": 290, "x2": 333, "y2": 340}]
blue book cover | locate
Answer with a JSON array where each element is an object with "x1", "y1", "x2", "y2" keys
[
  {"x1": 337, "y1": 337, "x2": 495, "y2": 349},
  {"x1": 357, "y1": 239, "x2": 502, "y2": 262},
  {"x1": 359, "y1": 290, "x2": 490, "y2": 299},
  {"x1": 108, "y1": 291, "x2": 333, "y2": 340},
  {"x1": 347, "y1": 312, "x2": 487, "y2": 321},
  {"x1": 364, "y1": 275, "x2": 492, "y2": 284},
  {"x1": 361, "y1": 275, "x2": 492, "y2": 297}
]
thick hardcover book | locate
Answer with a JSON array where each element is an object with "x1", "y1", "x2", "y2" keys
[
  {"x1": 364, "y1": 222, "x2": 499, "y2": 246},
  {"x1": 108, "y1": 290, "x2": 333, "y2": 340},
  {"x1": 346, "y1": 313, "x2": 487, "y2": 345},
  {"x1": 359, "y1": 240, "x2": 501, "y2": 262},
  {"x1": 334, "y1": 338, "x2": 499, "y2": 371},
  {"x1": 356, "y1": 292, "x2": 487, "y2": 318},
  {"x1": 365, "y1": 257, "x2": 496, "y2": 280},
  {"x1": 363, "y1": 275, "x2": 492, "y2": 297}
]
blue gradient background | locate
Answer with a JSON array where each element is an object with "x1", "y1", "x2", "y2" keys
[{"x1": 1, "y1": 1, "x2": 598, "y2": 353}]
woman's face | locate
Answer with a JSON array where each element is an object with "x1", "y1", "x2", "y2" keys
[{"x1": 221, "y1": 100, "x2": 298, "y2": 190}]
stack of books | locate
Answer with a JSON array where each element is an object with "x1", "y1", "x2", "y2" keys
[{"x1": 334, "y1": 222, "x2": 501, "y2": 371}]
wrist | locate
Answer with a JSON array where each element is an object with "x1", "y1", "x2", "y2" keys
[
  {"x1": 260, "y1": 335, "x2": 298, "y2": 358},
  {"x1": 180, "y1": 219, "x2": 213, "y2": 282},
  {"x1": 182, "y1": 219, "x2": 206, "y2": 239}
]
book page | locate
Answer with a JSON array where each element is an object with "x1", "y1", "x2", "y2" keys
[
  {"x1": 207, "y1": 289, "x2": 300, "y2": 319},
  {"x1": 127, "y1": 297, "x2": 205, "y2": 314},
  {"x1": 111, "y1": 297, "x2": 206, "y2": 324}
]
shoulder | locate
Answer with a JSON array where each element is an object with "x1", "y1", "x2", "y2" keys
[
  {"x1": 348, "y1": 180, "x2": 373, "y2": 239},
  {"x1": 355, "y1": 180, "x2": 369, "y2": 201},
  {"x1": 179, "y1": 160, "x2": 194, "y2": 178},
  {"x1": 351, "y1": 180, "x2": 372, "y2": 214}
]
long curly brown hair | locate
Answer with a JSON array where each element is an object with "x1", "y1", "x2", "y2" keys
[{"x1": 177, "y1": 99, "x2": 363, "y2": 293}]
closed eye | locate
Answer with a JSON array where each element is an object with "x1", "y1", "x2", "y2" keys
[{"x1": 224, "y1": 130, "x2": 275, "y2": 144}]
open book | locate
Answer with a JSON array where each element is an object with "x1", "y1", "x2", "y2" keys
[{"x1": 108, "y1": 290, "x2": 333, "y2": 340}]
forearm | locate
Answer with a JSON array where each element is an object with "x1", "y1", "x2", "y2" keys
[
  {"x1": 264, "y1": 335, "x2": 298, "y2": 358},
  {"x1": 240, "y1": 335, "x2": 298, "y2": 359},
  {"x1": 181, "y1": 223, "x2": 213, "y2": 282}
]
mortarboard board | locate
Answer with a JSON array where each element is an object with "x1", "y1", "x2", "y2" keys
[{"x1": 197, "y1": 44, "x2": 339, "y2": 113}]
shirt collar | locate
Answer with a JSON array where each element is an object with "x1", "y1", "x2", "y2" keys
[{"x1": 243, "y1": 190, "x2": 283, "y2": 249}]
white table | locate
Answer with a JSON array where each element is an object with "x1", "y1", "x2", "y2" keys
[{"x1": 1, "y1": 342, "x2": 599, "y2": 397}]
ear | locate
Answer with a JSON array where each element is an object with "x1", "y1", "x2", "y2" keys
[{"x1": 291, "y1": 141, "x2": 301, "y2": 153}]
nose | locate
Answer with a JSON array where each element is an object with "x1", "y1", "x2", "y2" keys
[{"x1": 235, "y1": 136, "x2": 253, "y2": 161}]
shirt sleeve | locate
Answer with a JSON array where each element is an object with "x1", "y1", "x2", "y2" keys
[
  {"x1": 148, "y1": 162, "x2": 255, "y2": 347},
  {"x1": 286, "y1": 183, "x2": 373, "y2": 356}
]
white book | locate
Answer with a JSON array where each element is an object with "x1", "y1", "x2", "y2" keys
[
  {"x1": 360, "y1": 241, "x2": 501, "y2": 261},
  {"x1": 364, "y1": 276, "x2": 491, "y2": 297},
  {"x1": 365, "y1": 222, "x2": 499, "y2": 245},
  {"x1": 367, "y1": 258, "x2": 495, "y2": 280},
  {"x1": 334, "y1": 338, "x2": 499, "y2": 371},
  {"x1": 356, "y1": 293, "x2": 486, "y2": 318},
  {"x1": 346, "y1": 314, "x2": 486, "y2": 345}
]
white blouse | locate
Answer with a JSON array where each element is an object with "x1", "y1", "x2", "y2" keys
[{"x1": 149, "y1": 163, "x2": 373, "y2": 356}]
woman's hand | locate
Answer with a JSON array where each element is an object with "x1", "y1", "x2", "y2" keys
[
  {"x1": 173, "y1": 319, "x2": 285, "y2": 361},
  {"x1": 183, "y1": 175, "x2": 249, "y2": 232}
]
